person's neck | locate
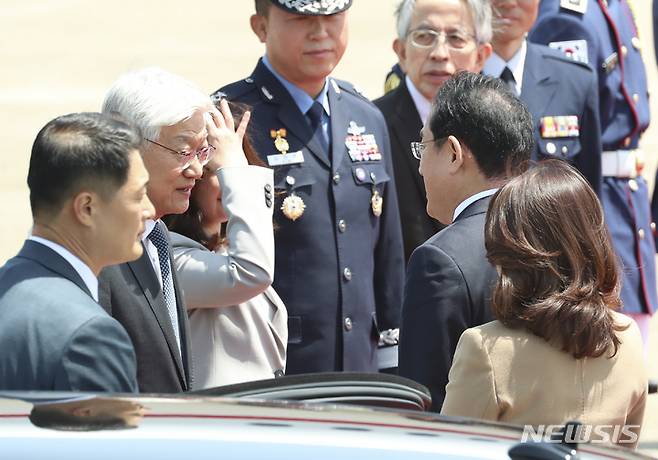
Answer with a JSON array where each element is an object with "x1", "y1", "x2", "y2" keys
[
  {"x1": 32, "y1": 222, "x2": 99, "y2": 275},
  {"x1": 267, "y1": 60, "x2": 326, "y2": 98},
  {"x1": 492, "y1": 36, "x2": 524, "y2": 62}
]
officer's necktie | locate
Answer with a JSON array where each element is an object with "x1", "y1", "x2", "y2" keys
[
  {"x1": 147, "y1": 223, "x2": 181, "y2": 354},
  {"x1": 306, "y1": 101, "x2": 330, "y2": 155},
  {"x1": 499, "y1": 66, "x2": 517, "y2": 95}
]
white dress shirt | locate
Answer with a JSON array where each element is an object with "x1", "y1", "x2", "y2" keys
[
  {"x1": 406, "y1": 75, "x2": 432, "y2": 126},
  {"x1": 453, "y1": 189, "x2": 498, "y2": 222},
  {"x1": 28, "y1": 236, "x2": 99, "y2": 302},
  {"x1": 483, "y1": 40, "x2": 528, "y2": 96}
]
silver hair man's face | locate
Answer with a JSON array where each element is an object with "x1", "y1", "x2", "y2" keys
[{"x1": 394, "y1": 0, "x2": 492, "y2": 100}]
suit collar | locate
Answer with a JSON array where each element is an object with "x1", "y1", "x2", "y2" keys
[
  {"x1": 453, "y1": 194, "x2": 494, "y2": 223},
  {"x1": 251, "y1": 60, "x2": 332, "y2": 168},
  {"x1": 18, "y1": 239, "x2": 93, "y2": 299}
]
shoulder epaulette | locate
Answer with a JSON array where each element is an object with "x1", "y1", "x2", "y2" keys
[{"x1": 214, "y1": 77, "x2": 257, "y2": 101}]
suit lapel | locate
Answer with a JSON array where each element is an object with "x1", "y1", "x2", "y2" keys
[
  {"x1": 253, "y1": 61, "x2": 331, "y2": 168},
  {"x1": 18, "y1": 240, "x2": 92, "y2": 299},
  {"x1": 392, "y1": 80, "x2": 425, "y2": 198},
  {"x1": 521, "y1": 44, "x2": 558, "y2": 118},
  {"x1": 327, "y1": 79, "x2": 349, "y2": 172},
  {"x1": 127, "y1": 235, "x2": 187, "y2": 388}
]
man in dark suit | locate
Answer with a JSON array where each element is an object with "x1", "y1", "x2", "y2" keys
[
  {"x1": 399, "y1": 72, "x2": 533, "y2": 411},
  {"x1": 530, "y1": 0, "x2": 656, "y2": 352},
  {"x1": 99, "y1": 68, "x2": 216, "y2": 392},
  {"x1": 0, "y1": 112, "x2": 154, "y2": 392},
  {"x1": 483, "y1": 0, "x2": 601, "y2": 196},
  {"x1": 217, "y1": 0, "x2": 404, "y2": 374},
  {"x1": 374, "y1": 0, "x2": 493, "y2": 261}
]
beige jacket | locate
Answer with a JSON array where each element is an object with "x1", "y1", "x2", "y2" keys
[
  {"x1": 441, "y1": 311, "x2": 646, "y2": 448},
  {"x1": 171, "y1": 165, "x2": 287, "y2": 388}
]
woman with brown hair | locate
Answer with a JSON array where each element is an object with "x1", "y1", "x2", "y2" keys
[
  {"x1": 164, "y1": 98, "x2": 286, "y2": 388},
  {"x1": 441, "y1": 160, "x2": 647, "y2": 448}
]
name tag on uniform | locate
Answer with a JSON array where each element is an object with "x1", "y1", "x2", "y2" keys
[
  {"x1": 267, "y1": 150, "x2": 305, "y2": 167},
  {"x1": 549, "y1": 39, "x2": 589, "y2": 65}
]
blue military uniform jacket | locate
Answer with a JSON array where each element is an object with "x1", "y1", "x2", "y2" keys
[
  {"x1": 217, "y1": 59, "x2": 405, "y2": 373},
  {"x1": 518, "y1": 43, "x2": 602, "y2": 196},
  {"x1": 530, "y1": 0, "x2": 656, "y2": 315}
]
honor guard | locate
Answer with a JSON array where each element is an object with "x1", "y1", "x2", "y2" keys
[
  {"x1": 215, "y1": 0, "x2": 405, "y2": 374},
  {"x1": 530, "y1": 0, "x2": 656, "y2": 343}
]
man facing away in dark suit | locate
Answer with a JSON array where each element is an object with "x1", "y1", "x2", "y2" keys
[
  {"x1": 99, "y1": 68, "x2": 217, "y2": 392},
  {"x1": 217, "y1": 0, "x2": 405, "y2": 374},
  {"x1": 374, "y1": 0, "x2": 493, "y2": 262},
  {"x1": 482, "y1": 0, "x2": 602, "y2": 196},
  {"x1": 0, "y1": 112, "x2": 155, "y2": 392},
  {"x1": 399, "y1": 72, "x2": 533, "y2": 411}
]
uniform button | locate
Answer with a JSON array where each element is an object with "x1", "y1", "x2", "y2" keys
[
  {"x1": 370, "y1": 172, "x2": 377, "y2": 182},
  {"x1": 343, "y1": 267, "x2": 352, "y2": 281},
  {"x1": 265, "y1": 197, "x2": 273, "y2": 208},
  {"x1": 338, "y1": 219, "x2": 347, "y2": 233},
  {"x1": 628, "y1": 179, "x2": 638, "y2": 192},
  {"x1": 286, "y1": 175, "x2": 296, "y2": 186},
  {"x1": 561, "y1": 146, "x2": 568, "y2": 155},
  {"x1": 632, "y1": 37, "x2": 641, "y2": 51},
  {"x1": 355, "y1": 167, "x2": 366, "y2": 182},
  {"x1": 633, "y1": 93, "x2": 639, "y2": 103},
  {"x1": 639, "y1": 228, "x2": 646, "y2": 240},
  {"x1": 651, "y1": 222, "x2": 657, "y2": 235},
  {"x1": 546, "y1": 142, "x2": 556, "y2": 154},
  {"x1": 333, "y1": 173, "x2": 341, "y2": 184},
  {"x1": 264, "y1": 183, "x2": 272, "y2": 192},
  {"x1": 621, "y1": 45, "x2": 628, "y2": 58},
  {"x1": 245, "y1": 77, "x2": 254, "y2": 83},
  {"x1": 344, "y1": 317, "x2": 353, "y2": 331},
  {"x1": 623, "y1": 137, "x2": 632, "y2": 147}
]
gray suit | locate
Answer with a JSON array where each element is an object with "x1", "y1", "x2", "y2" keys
[
  {"x1": 0, "y1": 240, "x2": 137, "y2": 392},
  {"x1": 99, "y1": 221, "x2": 193, "y2": 393}
]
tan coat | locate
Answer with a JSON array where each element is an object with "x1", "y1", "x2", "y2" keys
[
  {"x1": 171, "y1": 165, "x2": 287, "y2": 388},
  {"x1": 441, "y1": 311, "x2": 647, "y2": 448}
]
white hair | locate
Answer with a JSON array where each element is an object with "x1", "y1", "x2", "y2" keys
[
  {"x1": 102, "y1": 67, "x2": 212, "y2": 143},
  {"x1": 395, "y1": 0, "x2": 492, "y2": 44}
]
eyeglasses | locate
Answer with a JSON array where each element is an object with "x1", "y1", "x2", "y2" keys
[
  {"x1": 411, "y1": 137, "x2": 449, "y2": 160},
  {"x1": 408, "y1": 28, "x2": 476, "y2": 51},
  {"x1": 144, "y1": 138, "x2": 216, "y2": 169}
]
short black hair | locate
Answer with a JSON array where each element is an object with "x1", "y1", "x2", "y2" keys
[
  {"x1": 27, "y1": 112, "x2": 142, "y2": 219},
  {"x1": 255, "y1": 0, "x2": 271, "y2": 15},
  {"x1": 428, "y1": 72, "x2": 533, "y2": 179}
]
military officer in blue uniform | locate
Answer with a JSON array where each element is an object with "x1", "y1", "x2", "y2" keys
[
  {"x1": 484, "y1": 0, "x2": 602, "y2": 196},
  {"x1": 215, "y1": 0, "x2": 404, "y2": 374},
  {"x1": 530, "y1": 0, "x2": 656, "y2": 347}
]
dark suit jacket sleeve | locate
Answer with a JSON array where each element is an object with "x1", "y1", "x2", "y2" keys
[
  {"x1": 574, "y1": 68, "x2": 602, "y2": 196},
  {"x1": 399, "y1": 243, "x2": 471, "y2": 411},
  {"x1": 374, "y1": 121, "x2": 405, "y2": 331},
  {"x1": 56, "y1": 316, "x2": 138, "y2": 393}
]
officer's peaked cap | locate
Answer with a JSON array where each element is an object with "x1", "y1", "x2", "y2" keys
[{"x1": 269, "y1": 0, "x2": 353, "y2": 16}]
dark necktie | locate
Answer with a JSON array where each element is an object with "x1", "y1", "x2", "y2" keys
[
  {"x1": 148, "y1": 223, "x2": 181, "y2": 352},
  {"x1": 306, "y1": 101, "x2": 329, "y2": 154},
  {"x1": 500, "y1": 66, "x2": 517, "y2": 95}
]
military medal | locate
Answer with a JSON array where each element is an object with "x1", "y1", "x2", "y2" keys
[
  {"x1": 371, "y1": 190, "x2": 383, "y2": 217},
  {"x1": 281, "y1": 193, "x2": 306, "y2": 221},
  {"x1": 271, "y1": 129, "x2": 289, "y2": 154},
  {"x1": 267, "y1": 129, "x2": 305, "y2": 166},
  {"x1": 345, "y1": 121, "x2": 382, "y2": 162}
]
